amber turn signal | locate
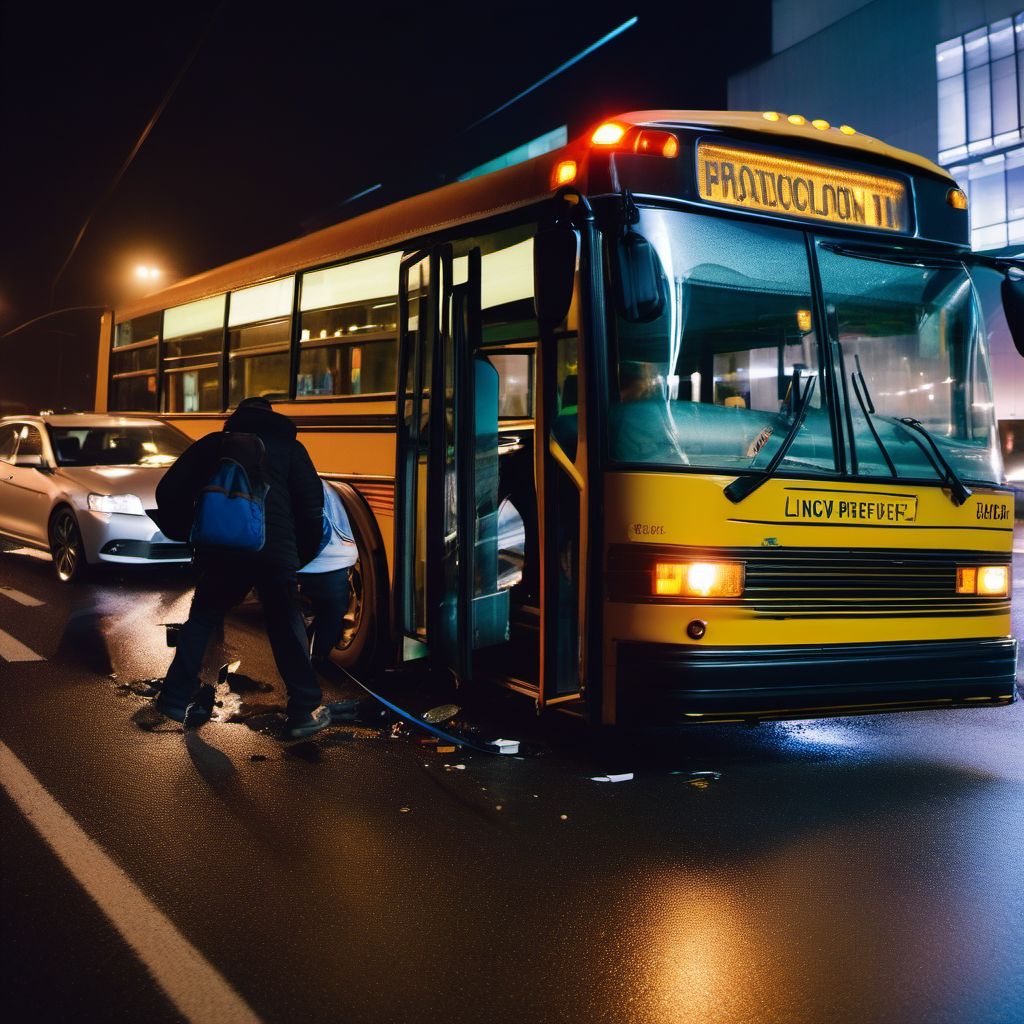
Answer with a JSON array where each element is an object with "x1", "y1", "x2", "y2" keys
[{"x1": 654, "y1": 562, "x2": 745, "y2": 598}]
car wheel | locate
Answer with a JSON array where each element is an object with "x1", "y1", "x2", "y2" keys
[{"x1": 49, "y1": 507, "x2": 89, "y2": 583}]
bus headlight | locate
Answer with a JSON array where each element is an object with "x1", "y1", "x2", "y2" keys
[
  {"x1": 88, "y1": 493, "x2": 146, "y2": 516},
  {"x1": 956, "y1": 565, "x2": 1009, "y2": 597},
  {"x1": 654, "y1": 561, "x2": 744, "y2": 598}
]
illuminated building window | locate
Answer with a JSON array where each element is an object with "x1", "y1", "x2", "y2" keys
[{"x1": 937, "y1": 13, "x2": 1024, "y2": 250}]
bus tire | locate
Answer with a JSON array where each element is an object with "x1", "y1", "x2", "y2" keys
[{"x1": 326, "y1": 482, "x2": 389, "y2": 676}]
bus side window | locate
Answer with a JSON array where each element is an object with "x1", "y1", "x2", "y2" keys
[
  {"x1": 488, "y1": 352, "x2": 534, "y2": 419},
  {"x1": 553, "y1": 334, "x2": 579, "y2": 460},
  {"x1": 297, "y1": 252, "x2": 402, "y2": 398}
]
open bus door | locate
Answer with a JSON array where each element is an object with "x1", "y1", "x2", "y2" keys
[
  {"x1": 394, "y1": 246, "x2": 509, "y2": 681},
  {"x1": 534, "y1": 212, "x2": 592, "y2": 713}
]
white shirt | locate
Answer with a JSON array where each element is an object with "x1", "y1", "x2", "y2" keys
[{"x1": 299, "y1": 481, "x2": 358, "y2": 574}]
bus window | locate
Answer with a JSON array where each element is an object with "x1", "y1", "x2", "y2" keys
[
  {"x1": 608, "y1": 211, "x2": 834, "y2": 474},
  {"x1": 163, "y1": 294, "x2": 226, "y2": 413},
  {"x1": 297, "y1": 252, "x2": 400, "y2": 397},
  {"x1": 553, "y1": 335, "x2": 579, "y2": 460},
  {"x1": 110, "y1": 312, "x2": 160, "y2": 412},
  {"x1": 228, "y1": 276, "x2": 294, "y2": 406},
  {"x1": 489, "y1": 352, "x2": 534, "y2": 419},
  {"x1": 817, "y1": 244, "x2": 1000, "y2": 484}
]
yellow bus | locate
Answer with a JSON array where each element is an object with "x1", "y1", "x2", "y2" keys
[{"x1": 96, "y1": 109, "x2": 1022, "y2": 725}]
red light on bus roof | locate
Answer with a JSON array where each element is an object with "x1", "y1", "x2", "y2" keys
[
  {"x1": 589, "y1": 122, "x2": 680, "y2": 160},
  {"x1": 633, "y1": 129, "x2": 679, "y2": 158},
  {"x1": 592, "y1": 122, "x2": 627, "y2": 145}
]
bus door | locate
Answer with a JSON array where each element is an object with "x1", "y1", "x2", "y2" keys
[
  {"x1": 395, "y1": 246, "x2": 509, "y2": 679},
  {"x1": 534, "y1": 213, "x2": 591, "y2": 711}
]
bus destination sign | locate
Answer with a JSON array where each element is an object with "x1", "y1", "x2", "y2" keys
[{"x1": 697, "y1": 142, "x2": 909, "y2": 233}]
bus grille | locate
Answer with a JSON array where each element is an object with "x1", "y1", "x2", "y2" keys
[{"x1": 605, "y1": 545, "x2": 1011, "y2": 618}]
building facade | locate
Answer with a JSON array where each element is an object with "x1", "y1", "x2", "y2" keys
[{"x1": 729, "y1": 0, "x2": 1023, "y2": 433}]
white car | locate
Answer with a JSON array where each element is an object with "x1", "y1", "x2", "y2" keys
[{"x1": 0, "y1": 413, "x2": 194, "y2": 582}]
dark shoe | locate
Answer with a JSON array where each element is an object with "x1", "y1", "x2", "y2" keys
[
  {"x1": 183, "y1": 684, "x2": 216, "y2": 729},
  {"x1": 284, "y1": 706, "x2": 332, "y2": 740},
  {"x1": 153, "y1": 697, "x2": 189, "y2": 723}
]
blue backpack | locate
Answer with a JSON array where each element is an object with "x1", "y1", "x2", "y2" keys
[{"x1": 190, "y1": 433, "x2": 269, "y2": 552}]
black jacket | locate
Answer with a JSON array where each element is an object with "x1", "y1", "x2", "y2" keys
[{"x1": 154, "y1": 406, "x2": 323, "y2": 568}]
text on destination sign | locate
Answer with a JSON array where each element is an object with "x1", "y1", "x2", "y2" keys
[{"x1": 697, "y1": 142, "x2": 909, "y2": 232}]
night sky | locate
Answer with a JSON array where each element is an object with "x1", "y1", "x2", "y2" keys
[{"x1": 0, "y1": 1, "x2": 769, "y2": 342}]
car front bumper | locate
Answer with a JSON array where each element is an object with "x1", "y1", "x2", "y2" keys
[{"x1": 78, "y1": 510, "x2": 191, "y2": 565}]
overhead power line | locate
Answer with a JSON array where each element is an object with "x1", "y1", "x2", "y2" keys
[{"x1": 48, "y1": 4, "x2": 225, "y2": 305}]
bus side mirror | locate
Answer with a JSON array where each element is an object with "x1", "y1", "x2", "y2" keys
[
  {"x1": 612, "y1": 230, "x2": 666, "y2": 323},
  {"x1": 533, "y1": 225, "x2": 578, "y2": 330},
  {"x1": 1001, "y1": 274, "x2": 1024, "y2": 357}
]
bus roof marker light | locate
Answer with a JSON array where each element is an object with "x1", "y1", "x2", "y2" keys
[
  {"x1": 591, "y1": 122, "x2": 627, "y2": 145},
  {"x1": 947, "y1": 187, "x2": 968, "y2": 210},
  {"x1": 632, "y1": 129, "x2": 680, "y2": 158},
  {"x1": 553, "y1": 159, "x2": 578, "y2": 186},
  {"x1": 839, "y1": 124, "x2": 856, "y2": 135},
  {"x1": 787, "y1": 114, "x2": 807, "y2": 125},
  {"x1": 762, "y1": 111, "x2": 781, "y2": 122},
  {"x1": 811, "y1": 119, "x2": 830, "y2": 130}
]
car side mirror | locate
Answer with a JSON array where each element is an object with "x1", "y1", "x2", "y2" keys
[
  {"x1": 612, "y1": 229, "x2": 666, "y2": 323},
  {"x1": 1000, "y1": 273, "x2": 1024, "y2": 357},
  {"x1": 533, "y1": 224, "x2": 578, "y2": 330}
]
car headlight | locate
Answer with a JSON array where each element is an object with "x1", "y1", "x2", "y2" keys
[
  {"x1": 956, "y1": 565, "x2": 1009, "y2": 598},
  {"x1": 88, "y1": 493, "x2": 146, "y2": 516}
]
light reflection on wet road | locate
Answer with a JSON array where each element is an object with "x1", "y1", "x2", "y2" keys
[{"x1": 1, "y1": 537, "x2": 1022, "y2": 1024}]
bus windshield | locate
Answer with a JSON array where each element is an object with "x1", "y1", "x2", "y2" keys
[
  {"x1": 607, "y1": 208, "x2": 1001, "y2": 486},
  {"x1": 608, "y1": 209, "x2": 835, "y2": 475},
  {"x1": 816, "y1": 243, "x2": 1000, "y2": 485}
]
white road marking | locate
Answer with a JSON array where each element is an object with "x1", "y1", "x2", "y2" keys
[
  {"x1": 0, "y1": 742, "x2": 262, "y2": 1024},
  {"x1": 0, "y1": 586, "x2": 44, "y2": 607},
  {"x1": 2, "y1": 545, "x2": 51, "y2": 561},
  {"x1": 0, "y1": 628, "x2": 43, "y2": 662}
]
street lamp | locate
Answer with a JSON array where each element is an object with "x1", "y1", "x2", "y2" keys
[{"x1": 134, "y1": 265, "x2": 163, "y2": 282}]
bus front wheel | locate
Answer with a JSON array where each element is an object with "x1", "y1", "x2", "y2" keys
[{"x1": 328, "y1": 482, "x2": 388, "y2": 676}]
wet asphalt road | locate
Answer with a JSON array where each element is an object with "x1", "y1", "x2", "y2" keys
[{"x1": 1, "y1": 536, "x2": 1022, "y2": 1024}]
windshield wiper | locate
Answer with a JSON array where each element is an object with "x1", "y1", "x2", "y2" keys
[
  {"x1": 849, "y1": 352, "x2": 898, "y2": 477},
  {"x1": 724, "y1": 369, "x2": 817, "y2": 503},
  {"x1": 891, "y1": 417, "x2": 972, "y2": 506}
]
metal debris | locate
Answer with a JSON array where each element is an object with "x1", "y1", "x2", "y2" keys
[
  {"x1": 590, "y1": 772, "x2": 634, "y2": 783},
  {"x1": 422, "y1": 703, "x2": 461, "y2": 724}
]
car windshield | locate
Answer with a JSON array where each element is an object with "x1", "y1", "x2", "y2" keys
[
  {"x1": 607, "y1": 208, "x2": 835, "y2": 475},
  {"x1": 816, "y1": 243, "x2": 1000, "y2": 485},
  {"x1": 50, "y1": 424, "x2": 191, "y2": 467}
]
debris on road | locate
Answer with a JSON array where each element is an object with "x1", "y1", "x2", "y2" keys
[
  {"x1": 590, "y1": 772, "x2": 634, "y2": 783},
  {"x1": 484, "y1": 739, "x2": 520, "y2": 755},
  {"x1": 422, "y1": 704, "x2": 460, "y2": 724}
]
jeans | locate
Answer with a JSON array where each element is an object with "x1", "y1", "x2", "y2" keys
[
  {"x1": 298, "y1": 568, "x2": 351, "y2": 659},
  {"x1": 161, "y1": 560, "x2": 322, "y2": 719}
]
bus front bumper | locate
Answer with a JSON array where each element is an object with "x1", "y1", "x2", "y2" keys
[{"x1": 616, "y1": 637, "x2": 1019, "y2": 723}]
